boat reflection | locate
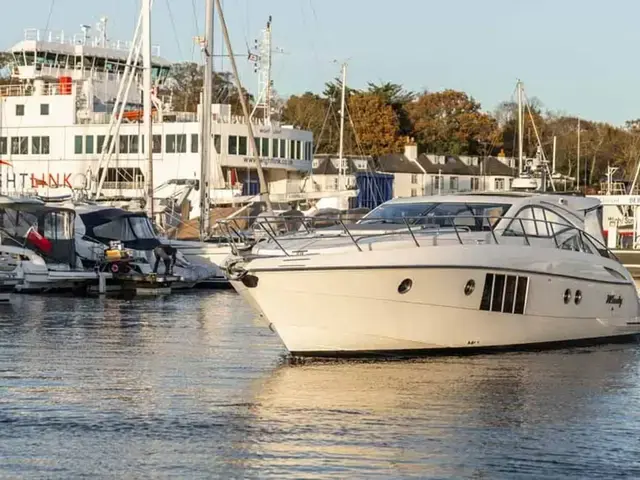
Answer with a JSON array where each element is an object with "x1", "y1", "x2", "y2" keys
[{"x1": 242, "y1": 346, "x2": 640, "y2": 478}]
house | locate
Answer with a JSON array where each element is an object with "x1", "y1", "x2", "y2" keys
[{"x1": 308, "y1": 146, "x2": 518, "y2": 199}]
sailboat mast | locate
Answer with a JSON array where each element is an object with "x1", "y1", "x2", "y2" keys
[
  {"x1": 576, "y1": 118, "x2": 581, "y2": 191},
  {"x1": 142, "y1": 0, "x2": 154, "y2": 219},
  {"x1": 517, "y1": 80, "x2": 523, "y2": 175},
  {"x1": 200, "y1": 0, "x2": 213, "y2": 238},
  {"x1": 214, "y1": 0, "x2": 272, "y2": 211},
  {"x1": 338, "y1": 63, "x2": 347, "y2": 191}
]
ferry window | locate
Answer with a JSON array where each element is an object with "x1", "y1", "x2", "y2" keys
[
  {"x1": 93, "y1": 57, "x2": 105, "y2": 72},
  {"x1": 130, "y1": 135, "x2": 139, "y2": 154},
  {"x1": 166, "y1": 134, "x2": 176, "y2": 153},
  {"x1": 191, "y1": 133, "x2": 199, "y2": 153},
  {"x1": 12, "y1": 53, "x2": 25, "y2": 67},
  {"x1": 0, "y1": 137, "x2": 6, "y2": 155},
  {"x1": 272, "y1": 138, "x2": 279, "y2": 158},
  {"x1": 214, "y1": 134, "x2": 221, "y2": 154},
  {"x1": 74, "y1": 135, "x2": 83, "y2": 154},
  {"x1": 228, "y1": 135, "x2": 238, "y2": 155},
  {"x1": 290, "y1": 140, "x2": 295, "y2": 159},
  {"x1": 15, "y1": 105, "x2": 24, "y2": 116},
  {"x1": 253, "y1": 137, "x2": 261, "y2": 155},
  {"x1": 262, "y1": 138, "x2": 269, "y2": 157},
  {"x1": 238, "y1": 136, "x2": 247, "y2": 155},
  {"x1": 153, "y1": 135, "x2": 162, "y2": 153},
  {"x1": 45, "y1": 52, "x2": 57, "y2": 66},
  {"x1": 40, "y1": 104, "x2": 49, "y2": 115},
  {"x1": 32, "y1": 136, "x2": 50, "y2": 155},
  {"x1": 118, "y1": 135, "x2": 129, "y2": 154},
  {"x1": 24, "y1": 52, "x2": 35, "y2": 66},
  {"x1": 297, "y1": 140, "x2": 302, "y2": 160},
  {"x1": 85, "y1": 136, "x2": 94, "y2": 154},
  {"x1": 280, "y1": 139, "x2": 286, "y2": 159},
  {"x1": 176, "y1": 134, "x2": 187, "y2": 153},
  {"x1": 11, "y1": 137, "x2": 28, "y2": 155},
  {"x1": 96, "y1": 135, "x2": 112, "y2": 154},
  {"x1": 471, "y1": 177, "x2": 480, "y2": 191}
]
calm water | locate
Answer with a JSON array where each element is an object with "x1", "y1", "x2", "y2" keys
[{"x1": 2, "y1": 292, "x2": 640, "y2": 479}]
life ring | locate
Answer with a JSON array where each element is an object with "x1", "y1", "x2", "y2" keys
[{"x1": 110, "y1": 263, "x2": 119, "y2": 273}]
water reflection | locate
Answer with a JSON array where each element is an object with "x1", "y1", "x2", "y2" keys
[
  {"x1": 2, "y1": 291, "x2": 640, "y2": 478},
  {"x1": 245, "y1": 347, "x2": 640, "y2": 479}
]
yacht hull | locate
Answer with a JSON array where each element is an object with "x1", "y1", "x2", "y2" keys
[{"x1": 240, "y1": 260, "x2": 640, "y2": 356}]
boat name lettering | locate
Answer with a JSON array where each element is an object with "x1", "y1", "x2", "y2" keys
[{"x1": 606, "y1": 294, "x2": 623, "y2": 307}]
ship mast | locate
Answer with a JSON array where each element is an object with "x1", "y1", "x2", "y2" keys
[
  {"x1": 214, "y1": 0, "x2": 271, "y2": 211},
  {"x1": 142, "y1": 0, "x2": 154, "y2": 219},
  {"x1": 337, "y1": 62, "x2": 347, "y2": 192},
  {"x1": 200, "y1": 0, "x2": 214, "y2": 238},
  {"x1": 517, "y1": 79, "x2": 524, "y2": 175}
]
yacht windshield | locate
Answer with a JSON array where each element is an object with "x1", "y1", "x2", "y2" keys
[{"x1": 358, "y1": 202, "x2": 511, "y2": 231}]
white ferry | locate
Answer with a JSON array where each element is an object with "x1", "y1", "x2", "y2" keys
[{"x1": 0, "y1": 19, "x2": 313, "y2": 221}]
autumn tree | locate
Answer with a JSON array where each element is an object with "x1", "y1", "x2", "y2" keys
[
  {"x1": 407, "y1": 90, "x2": 498, "y2": 155},
  {"x1": 367, "y1": 81, "x2": 414, "y2": 136},
  {"x1": 281, "y1": 92, "x2": 340, "y2": 154},
  {"x1": 348, "y1": 92, "x2": 403, "y2": 156}
]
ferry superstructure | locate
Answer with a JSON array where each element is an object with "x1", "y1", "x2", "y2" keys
[{"x1": 0, "y1": 18, "x2": 313, "y2": 219}]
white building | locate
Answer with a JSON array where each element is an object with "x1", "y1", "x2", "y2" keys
[
  {"x1": 308, "y1": 146, "x2": 518, "y2": 201},
  {"x1": 0, "y1": 24, "x2": 313, "y2": 218}
]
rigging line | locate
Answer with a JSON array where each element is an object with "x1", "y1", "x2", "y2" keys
[
  {"x1": 44, "y1": 0, "x2": 55, "y2": 31},
  {"x1": 190, "y1": 0, "x2": 200, "y2": 61},
  {"x1": 165, "y1": 0, "x2": 185, "y2": 60}
]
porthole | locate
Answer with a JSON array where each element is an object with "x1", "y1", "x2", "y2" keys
[
  {"x1": 575, "y1": 290, "x2": 582, "y2": 305},
  {"x1": 563, "y1": 289, "x2": 572, "y2": 304},
  {"x1": 398, "y1": 278, "x2": 413, "y2": 294},
  {"x1": 464, "y1": 279, "x2": 475, "y2": 296}
]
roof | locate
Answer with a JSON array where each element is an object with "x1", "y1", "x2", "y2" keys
[
  {"x1": 482, "y1": 156, "x2": 518, "y2": 176},
  {"x1": 417, "y1": 154, "x2": 476, "y2": 175},
  {"x1": 374, "y1": 154, "x2": 424, "y2": 174},
  {"x1": 313, "y1": 156, "x2": 363, "y2": 175},
  {"x1": 312, "y1": 158, "x2": 339, "y2": 175}
]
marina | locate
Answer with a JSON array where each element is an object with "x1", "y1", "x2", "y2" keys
[{"x1": 4, "y1": 0, "x2": 640, "y2": 477}]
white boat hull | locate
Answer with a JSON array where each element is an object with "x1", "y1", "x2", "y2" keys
[{"x1": 239, "y1": 248, "x2": 640, "y2": 356}]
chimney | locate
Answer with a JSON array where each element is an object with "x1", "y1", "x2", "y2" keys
[{"x1": 404, "y1": 142, "x2": 417, "y2": 162}]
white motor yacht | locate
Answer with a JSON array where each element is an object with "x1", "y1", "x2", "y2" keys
[{"x1": 223, "y1": 193, "x2": 640, "y2": 357}]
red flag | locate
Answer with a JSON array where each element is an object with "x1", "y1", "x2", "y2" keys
[
  {"x1": 26, "y1": 228, "x2": 52, "y2": 254},
  {"x1": 0, "y1": 159, "x2": 10, "y2": 166},
  {"x1": 230, "y1": 168, "x2": 238, "y2": 185}
]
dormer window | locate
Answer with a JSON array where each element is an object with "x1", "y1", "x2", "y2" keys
[{"x1": 15, "y1": 104, "x2": 24, "y2": 116}]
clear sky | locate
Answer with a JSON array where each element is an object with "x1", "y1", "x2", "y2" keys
[{"x1": 3, "y1": 0, "x2": 640, "y2": 126}]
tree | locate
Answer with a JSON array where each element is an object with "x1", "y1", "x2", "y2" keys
[
  {"x1": 282, "y1": 92, "x2": 339, "y2": 154},
  {"x1": 406, "y1": 89, "x2": 498, "y2": 155},
  {"x1": 162, "y1": 62, "x2": 253, "y2": 115},
  {"x1": 348, "y1": 92, "x2": 403, "y2": 156},
  {"x1": 367, "y1": 81, "x2": 414, "y2": 136}
]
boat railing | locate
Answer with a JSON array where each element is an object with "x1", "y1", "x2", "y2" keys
[{"x1": 215, "y1": 214, "x2": 618, "y2": 260}]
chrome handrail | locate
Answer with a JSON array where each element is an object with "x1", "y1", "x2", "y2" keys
[{"x1": 214, "y1": 214, "x2": 616, "y2": 260}]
